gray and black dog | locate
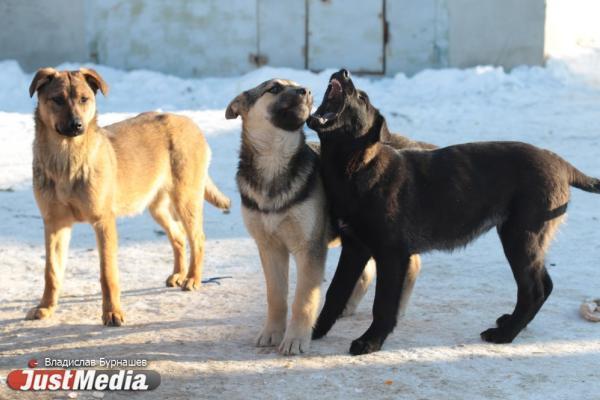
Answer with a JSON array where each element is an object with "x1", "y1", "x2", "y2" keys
[{"x1": 308, "y1": 69, "x2": 600, "y2": 355}]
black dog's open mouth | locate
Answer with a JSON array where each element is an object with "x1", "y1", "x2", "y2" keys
[{"x1": 309, "y1": 78, "x2": 345, "y2": 128}]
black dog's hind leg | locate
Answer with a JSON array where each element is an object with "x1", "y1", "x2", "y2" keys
[
  {"x1": 481, "y1": 218, "x2": 556, "y2": 343},
  {"x1": 349, "y1": 250, "x2": 411, "y2": 355},
  {"x1": 312, "y1": 234, "x2": 371, "y2": 340}
]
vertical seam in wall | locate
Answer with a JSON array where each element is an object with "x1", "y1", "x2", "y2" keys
[
  {"x1": 382, "y1": 0, "x2": 387, "y2": 75},
  {"x1": 256, "y1": 0, "x2": 260, "y2": 60},
  {"x1": 434, "y1": 0, "x2": 439, "y2": 67},
  {"x1": 304, "y1": 0, "x2": 309, "y2": 70}
]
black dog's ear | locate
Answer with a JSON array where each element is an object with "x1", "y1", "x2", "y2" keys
[
  {"x1": 365, "y1": 113, "x2": 387, "y2": 144},
  {"x1": 80, "y1": 68, "x2": 109, "y2": 96},
  {"x1": 225, "y1": 92, "x2": 248, "y2": 119},
  {"x1": 29, "y1": 67, "x2": 58, "y2": 97},
  {"x1": 379, "y1": 118, "x2": 392, "y2": 142}
]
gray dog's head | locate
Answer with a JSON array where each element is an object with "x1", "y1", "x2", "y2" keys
[{"x1": 225, "y1": 79, "x2": 313, "y2": 131}]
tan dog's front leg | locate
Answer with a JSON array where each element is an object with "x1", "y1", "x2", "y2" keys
[
  {"x1": 279, "y1": 245, "x2": 326, "y2": 355},
  {"x1": 26, "y1": 219, "x2": 72, "y2": 320},
  {"x1": 93, "y1": 218, "x2": 124, "y2": 326},
  {"x1": 256, "y1": 240, "x2": 289, "y2": 348}
]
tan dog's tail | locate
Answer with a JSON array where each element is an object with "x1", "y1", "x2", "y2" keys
[{"x1": 205, "y1": 175, "x2": 231, "y2": 212}]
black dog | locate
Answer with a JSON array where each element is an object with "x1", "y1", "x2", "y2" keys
[{"x1": 307, "y1": 69, "x2": 600, "y2": 355}]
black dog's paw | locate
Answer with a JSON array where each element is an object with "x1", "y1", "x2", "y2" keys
[
  {"x1": 495, "y1": 314, "x2": 513, "y2": 328},
  {"x1": 480, "y1": 327, "x2": 515, "y2": 344},
  {"x1": 349, "y1": 337, "x2": 382, "y2": 355}
]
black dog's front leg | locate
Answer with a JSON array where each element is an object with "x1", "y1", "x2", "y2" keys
[
  {"x1": 349, "y1": 251, "x2": 410, "y2": 355},
  {"x1": 312, "y1": 234, "x2": 371, "y2": 340}
]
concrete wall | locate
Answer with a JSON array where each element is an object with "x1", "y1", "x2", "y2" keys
[
  {"x1": 0, "y1": 0, "x2": 87, "y2": 71},
  {"x1": 447, "y1": 0, "x2": 546, "y2": 69},
  {"x1": 87, "y1": 0, "x2": 258, "y2": 76},
  {"x1": 0, "y1": 0, "x2": 550, "y2": 77},
  {"x1": 386, "y1": 0, "x2": 448, "y2": 75}
]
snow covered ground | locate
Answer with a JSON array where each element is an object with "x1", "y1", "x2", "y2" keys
[{"x1": 1, "y1": 53, "x2": 600, "y2": 399}]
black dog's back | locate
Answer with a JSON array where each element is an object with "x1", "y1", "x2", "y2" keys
[{"x1": 380, "y1": 141, "x2": 574, "y2": 252}]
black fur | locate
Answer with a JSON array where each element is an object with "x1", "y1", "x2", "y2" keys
[{"x1": 308, "y1": 69, "x2": 600, "y2": 355}]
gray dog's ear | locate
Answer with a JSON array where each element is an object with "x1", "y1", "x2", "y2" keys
[
  {"x1": 29, "y1": 67, "x2": 58, "y2": 97},
  {"x1": 80, "y1": 68, "x2": 109, "y2": 96},
  {"x1": 225, "y1": 93, "x2": 248, "y2": 119}
]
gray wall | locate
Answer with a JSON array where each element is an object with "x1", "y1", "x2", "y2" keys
[
  {"x1": 0, "y1": 0, "x2": 88, "y2": 70},
  {"x1": 448, "y1": 0, "x2": 545, "y2": 69},
  {"x1": 0, "y1": 0, "x2": 547, "y2": 77}
]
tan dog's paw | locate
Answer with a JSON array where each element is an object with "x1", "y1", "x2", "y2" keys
[
  {"x1": 166, "y1": 273, "x2": 186, "y2": 287},
  {"x1": 25, "y1": 306, "x2": 55, "y2": 320},
  {"x1": 103, "y1": 310, "x2": 125, "y2": 326},
  {"x1": 181, "y1": 277, "x2": 202, "y2": 291},
  {"x1": 256, "y1": 327, "x2": 285, "y2": 347},
  {"x1": 278, "y1": 333, "x2": 311, "y2": 355}
]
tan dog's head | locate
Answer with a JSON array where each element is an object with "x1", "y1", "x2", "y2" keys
[
  {"x1": 226, "y1": 79, "x2": 312, "y2": 131},
  {"x1": 29, "y1": 68, "x2": 108, "y2": 137}
]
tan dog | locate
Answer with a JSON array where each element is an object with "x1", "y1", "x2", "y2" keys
[{"x1": 27, "y1": 68, "x2": 230, "y2": 326}]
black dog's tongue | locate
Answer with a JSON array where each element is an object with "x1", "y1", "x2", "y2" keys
[{"x1": 328, "y1": 79, "x2": 342, "y2": 99}]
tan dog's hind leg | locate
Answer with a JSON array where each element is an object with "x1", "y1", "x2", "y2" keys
[
  {"x1": 279, "y1": 246, "x2": 326, "y2": 355},
  {"x1": 93, "y1": 218, "x2": 125, "y2": 326},
  {"x1": 342, "y1": 259, "x2": 376, "y2": 317},
  {"x1": 26, "y1": 218, "x2": 73, "y2": 320},
  {"x1": 150, "y1": 193, "x2": 188, "y2": 287},
  {"x1": 398, "y1": 254, "x2": 421, "y2": 318},
  {"x1": 256, "y1": 240, "x2": 289, "y2": 347},
  {"x1": 177, "y1": 196, "x2": 206, "y2": 291},
  {"x1": 341, "y1": 254, "x2": 421, "y2": 318}
]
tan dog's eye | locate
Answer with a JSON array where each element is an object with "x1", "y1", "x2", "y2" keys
[
  {"x1": 80, "y1": 97, "x2": 89, "y2": 104},
  {"x1": 51, "y1": 96, "x2": 65, "y2": 106},
  {"x1": 268, "y1": 84, "x2": 282, "y2": 94}
]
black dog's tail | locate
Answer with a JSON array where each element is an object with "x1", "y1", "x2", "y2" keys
[{"x1": 567, "y1": 163, "x2": 600, "y2": 193}]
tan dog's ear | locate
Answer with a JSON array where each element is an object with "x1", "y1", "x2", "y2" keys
[
  {"x1": 80, "y1": 68, "x2": 109, "y2": 96},
  {"x1": 225, "y1": 93, "x2": 247, "y2": 119},
  {"x1": 29, "y1": 68, "x2": 58, "y2": 97}
]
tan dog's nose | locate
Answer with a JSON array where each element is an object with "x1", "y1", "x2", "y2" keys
[{"x1": 70, "y1": 118, "x2": 84, "y2": 133}]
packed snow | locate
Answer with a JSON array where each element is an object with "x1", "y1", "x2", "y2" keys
[{"x1": 0, "y1": 52, "x2": 599, "y2": 399}]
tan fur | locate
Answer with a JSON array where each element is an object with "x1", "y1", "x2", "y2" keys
[{"x1": 27, "y1": 68, "x2": 230, "y2": 326}]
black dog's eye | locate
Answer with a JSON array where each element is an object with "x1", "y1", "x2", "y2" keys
[
  {"x1": 80, "y1": 97, "x2": 89, "y2": 104},
  {"x1": 268, "y1": 84, "x2": 283, "y2": 94},
  {"x1": 51, "y1": 96, "x2": 65, "y2": 106}
]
